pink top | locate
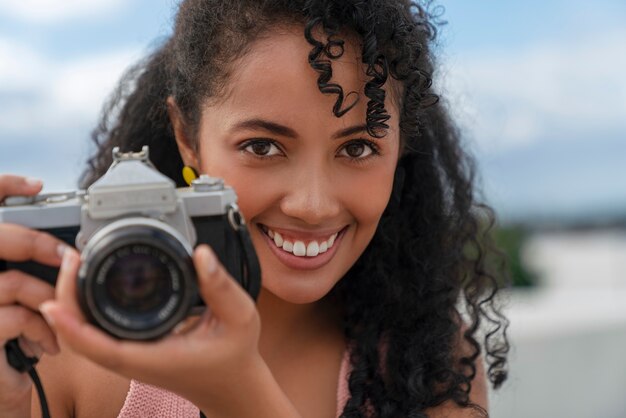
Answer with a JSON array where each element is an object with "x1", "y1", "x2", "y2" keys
[{"x1": 118, "y1": 349, "x2": 351, "y2": 418}]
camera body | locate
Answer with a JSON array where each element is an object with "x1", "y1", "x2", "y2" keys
[{"x1": 0, "y1": 147, "x2": 260, "y2": 340}]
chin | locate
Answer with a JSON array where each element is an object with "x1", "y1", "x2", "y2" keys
[{"x1": 261, "y1": 274, "x2": 337, "y2": 305}]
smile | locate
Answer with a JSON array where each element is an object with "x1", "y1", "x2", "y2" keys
[
  {"x1": 260, "y1": 225, "x2": 339, "y2": 257},
  {"x1": 257, "y1": 224, "x2": 348, "y2": 270}
]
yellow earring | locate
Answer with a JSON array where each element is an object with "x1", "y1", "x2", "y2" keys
[{"x1": 182, "y1": 166, "x2": 199, "y2": 186}]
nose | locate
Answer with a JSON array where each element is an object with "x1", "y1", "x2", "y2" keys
[{"x1": 280, "y1": 167, "x2": 342, "y2": 225}]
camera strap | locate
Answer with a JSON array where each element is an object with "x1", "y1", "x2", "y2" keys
[
  {"x1": 227, "y1": 204, "x2": 261, "y2": 301},
  {"x1": 237, "y1": 228, "x2": 261, "y2": 300},
  {"x1": 235, "y1": 225, "x2": 261, "y2": 301},
  {"x1": 5, "y1": 339, "x2": 51, "y2": 418}
]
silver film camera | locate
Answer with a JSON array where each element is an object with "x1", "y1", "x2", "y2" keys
[{"x1": 0, "y1": 147, "x2": 260, "y2": 340}]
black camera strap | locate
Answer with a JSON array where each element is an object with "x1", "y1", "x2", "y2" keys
[
  {"x1": 236, "y1": 225, "x2": 261, "y2": 301},
  {"x1": 5, "y1": 339, "x2": 51, "y2": 418},
  {"x1": 227, "y1": 204, "x2": 261, "y2": 302},
  {"x1": 7, "y1": 337, "x2": 209, "y2": 418}
]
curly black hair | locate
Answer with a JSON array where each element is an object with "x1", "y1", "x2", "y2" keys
[{"x1": 81, "y1": 1, "x2": 510, "y2": 417}]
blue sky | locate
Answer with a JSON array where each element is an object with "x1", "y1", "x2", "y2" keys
[
  {"x1": 442, "y1": 0, "x2": 626, "y2": 221},
  {"x1": 0, "y1": 0, "x2": 624, "y2": 223}
]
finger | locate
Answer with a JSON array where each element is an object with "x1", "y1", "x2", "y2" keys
[
  {"x1": 43, "y1": 249, "x2": 133, "y2": 371},
  {"x1": 0, "y1": 306, "x2": 59, "y2": 354},
  {"x1": 39, "y1": 301, "x2": 134, "y2": 372},
  {"x1": 53, "y1": 249, "x2": 84, "y2": 320},
  {"x1": 40, "y1": 299, "x2": 208, "y2": 385},
  {"x1": 0, "y1": 270, "x2": 56, "y2": 309},
  {"x1": 0, "y1": 223, "x2": 67, "y2": 266},
  {"x1": 18, "y1": 336, "x2": 45, "y2": 359},
  {"x1": 40, "y1": 299, "x2": 172, "y2": 379},
  {"x1": 0, "y1": 174, "x2": 43, "y2": 201},
  {"x1": 194, "y1": 245, "x2": 256, "y2": 327},
  {"x1": 172, "y1": 315, "x2": 203, "y2": 335},
  {"x1": 43, "y1": 250, "x2": 156, "y2": 376}
]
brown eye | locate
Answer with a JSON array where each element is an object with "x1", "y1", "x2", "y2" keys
[
  {"x1": 339, "y1": 140, "x2": 377, "y2": 160},
  {"x1": 242, "y1": 140, "x2": 282, "y2": 157},
  {"x1": 251, "y1": 142, "x2": 271, "y2": 155},
  {"x1": 345, "y1": 143, "x2": 366, "y2": 158}
]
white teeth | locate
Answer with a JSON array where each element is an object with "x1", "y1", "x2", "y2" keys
[
  {"x1": 263, "y1": 226, "x2": 342, "y2": 257},
  {"x1": 328, "y1": 233, "x2": 337, "y2": 247},
  {"x1": 293, "y1": 241, "x2": 306, "y2": 257},
  {"x1": 306, "y1": 241, "x2": 319, "y2": 257},
  {"x1": 273, "y1": 232, "x2": 283, "y2": 247}
]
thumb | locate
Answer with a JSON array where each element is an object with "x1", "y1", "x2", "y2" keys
[{"x1": 193, "y1": 245, "x2": 256, "y2": 328}]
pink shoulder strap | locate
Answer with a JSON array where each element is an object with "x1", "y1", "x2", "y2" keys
[{"x1": 336, "y1": 348, "x2": 352, "y2": 417}]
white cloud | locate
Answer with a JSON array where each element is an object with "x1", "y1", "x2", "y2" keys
[
  {"x1": 0, "y1": 38, "x2": 46, "y2": 88},
  {"x1": 48, "y1": 51, "x2": 142, "y2": 120},
  {"x1": 0, "y1": 0, "x2": 126, "y2": 23},
  {"x1": 439, "y1": 28, "x2": 626, "y2": 154},
  {"x1": 0, "y1": 37, "x2": 142, "y2": 137},
  {"x1": 0, "y1": 38, "x2": 144, "y2": 190}
]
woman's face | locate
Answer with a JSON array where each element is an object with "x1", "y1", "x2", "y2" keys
[{"x1": 174, "y1": 28, "x2": 400, "y2": 304}]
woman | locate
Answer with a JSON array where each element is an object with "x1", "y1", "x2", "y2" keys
[{"x1": 0, "y1": 1, "x2": 509, "y2": 417}]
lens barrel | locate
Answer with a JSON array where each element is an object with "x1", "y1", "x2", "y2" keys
[{"x1": 78, "y1": 221, "x2": 198, "y2": 340}]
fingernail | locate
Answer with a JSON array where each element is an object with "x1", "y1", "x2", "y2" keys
[
  {"x1": 204, "y1": 246, "x2": 217, "y2": 275},
  {"x1": 25, "y1": 177, "x2": 42, "y2": 188},
  {"x1": 39, "y1": 302, "x2": 55, "y2": 328},
  {"x1": 57, "y1": 244, "x2": 68, "y2": 260},
  {"x1": 61, "y1": 250, "x2": 75, "y2": 271}
]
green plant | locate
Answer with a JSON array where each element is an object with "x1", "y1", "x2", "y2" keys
[{"x1": 492, "y1": 225, "x2": 537, "y2": 287}]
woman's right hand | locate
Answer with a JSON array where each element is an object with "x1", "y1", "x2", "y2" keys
[{"x1": 0, "y1": 175, "x2": 66, "y2": 416}]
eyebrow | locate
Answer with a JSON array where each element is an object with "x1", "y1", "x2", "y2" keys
[
  {"x1": 230, "y1": 118, "x2": 369, "y2": 140},
  {"x1": 231, "y1": 119, "x2": 298, "y2": 138},
  {"x1": 332, "y1": 124, "x2": 368, "y2": 139}
]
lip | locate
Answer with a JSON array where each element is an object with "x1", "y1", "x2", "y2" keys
[
  {"x1": 257, "y1": 224, "x2": 348, "y2": 271},
  {"x1": 259, "y1": 224, "x2": 345, "y2": 242}
]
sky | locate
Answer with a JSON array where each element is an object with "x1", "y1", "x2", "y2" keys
[{"x1": 0, "y1": 0, "x2": 625, "y2": 223}]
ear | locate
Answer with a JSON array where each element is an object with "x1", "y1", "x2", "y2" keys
[{"x1": 167, "y1": 96, "x2": 199, "y2": 169}]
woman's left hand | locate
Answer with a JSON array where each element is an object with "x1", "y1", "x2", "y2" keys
[{"x1": 40, "y1": 245, "x2": 297, "y2": 418}]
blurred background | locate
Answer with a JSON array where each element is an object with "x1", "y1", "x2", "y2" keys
[{"x1": 1, "y1": 0, "x2": 625, "y2": 416}]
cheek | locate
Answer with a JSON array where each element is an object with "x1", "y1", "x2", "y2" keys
[
  {"x1": 340, "y1": 166, "x2": 396, "y2": 226},
  {"x1": 197, "y1": 145, "x2": 252, "y2": 209},
  {"x1": 226, "y1": 177, "x2": 272, "y2": 222},
  {"x1": 199, "y1": 156, "x2": 276, "y2": 223}
]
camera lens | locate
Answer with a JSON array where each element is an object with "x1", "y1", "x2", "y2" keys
[
  {"x1": 104, "y1": 247, "x2": 174, "y2": 314},
  {"x1": 79, "y1": 221, "x2": 198, "y2": 340}
]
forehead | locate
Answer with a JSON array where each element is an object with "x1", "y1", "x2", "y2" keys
[{"x1": 202, "y1": 26, "x2": 399, "y2": 131}]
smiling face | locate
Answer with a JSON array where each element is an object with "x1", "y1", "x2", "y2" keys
[{"x1": 173, "y1": 27, "x2": 400, "y2": 304}]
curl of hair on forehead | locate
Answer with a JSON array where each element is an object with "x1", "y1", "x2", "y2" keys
[{"x1": 302, "y1": 4, "x2": 392, "y2": 138}]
